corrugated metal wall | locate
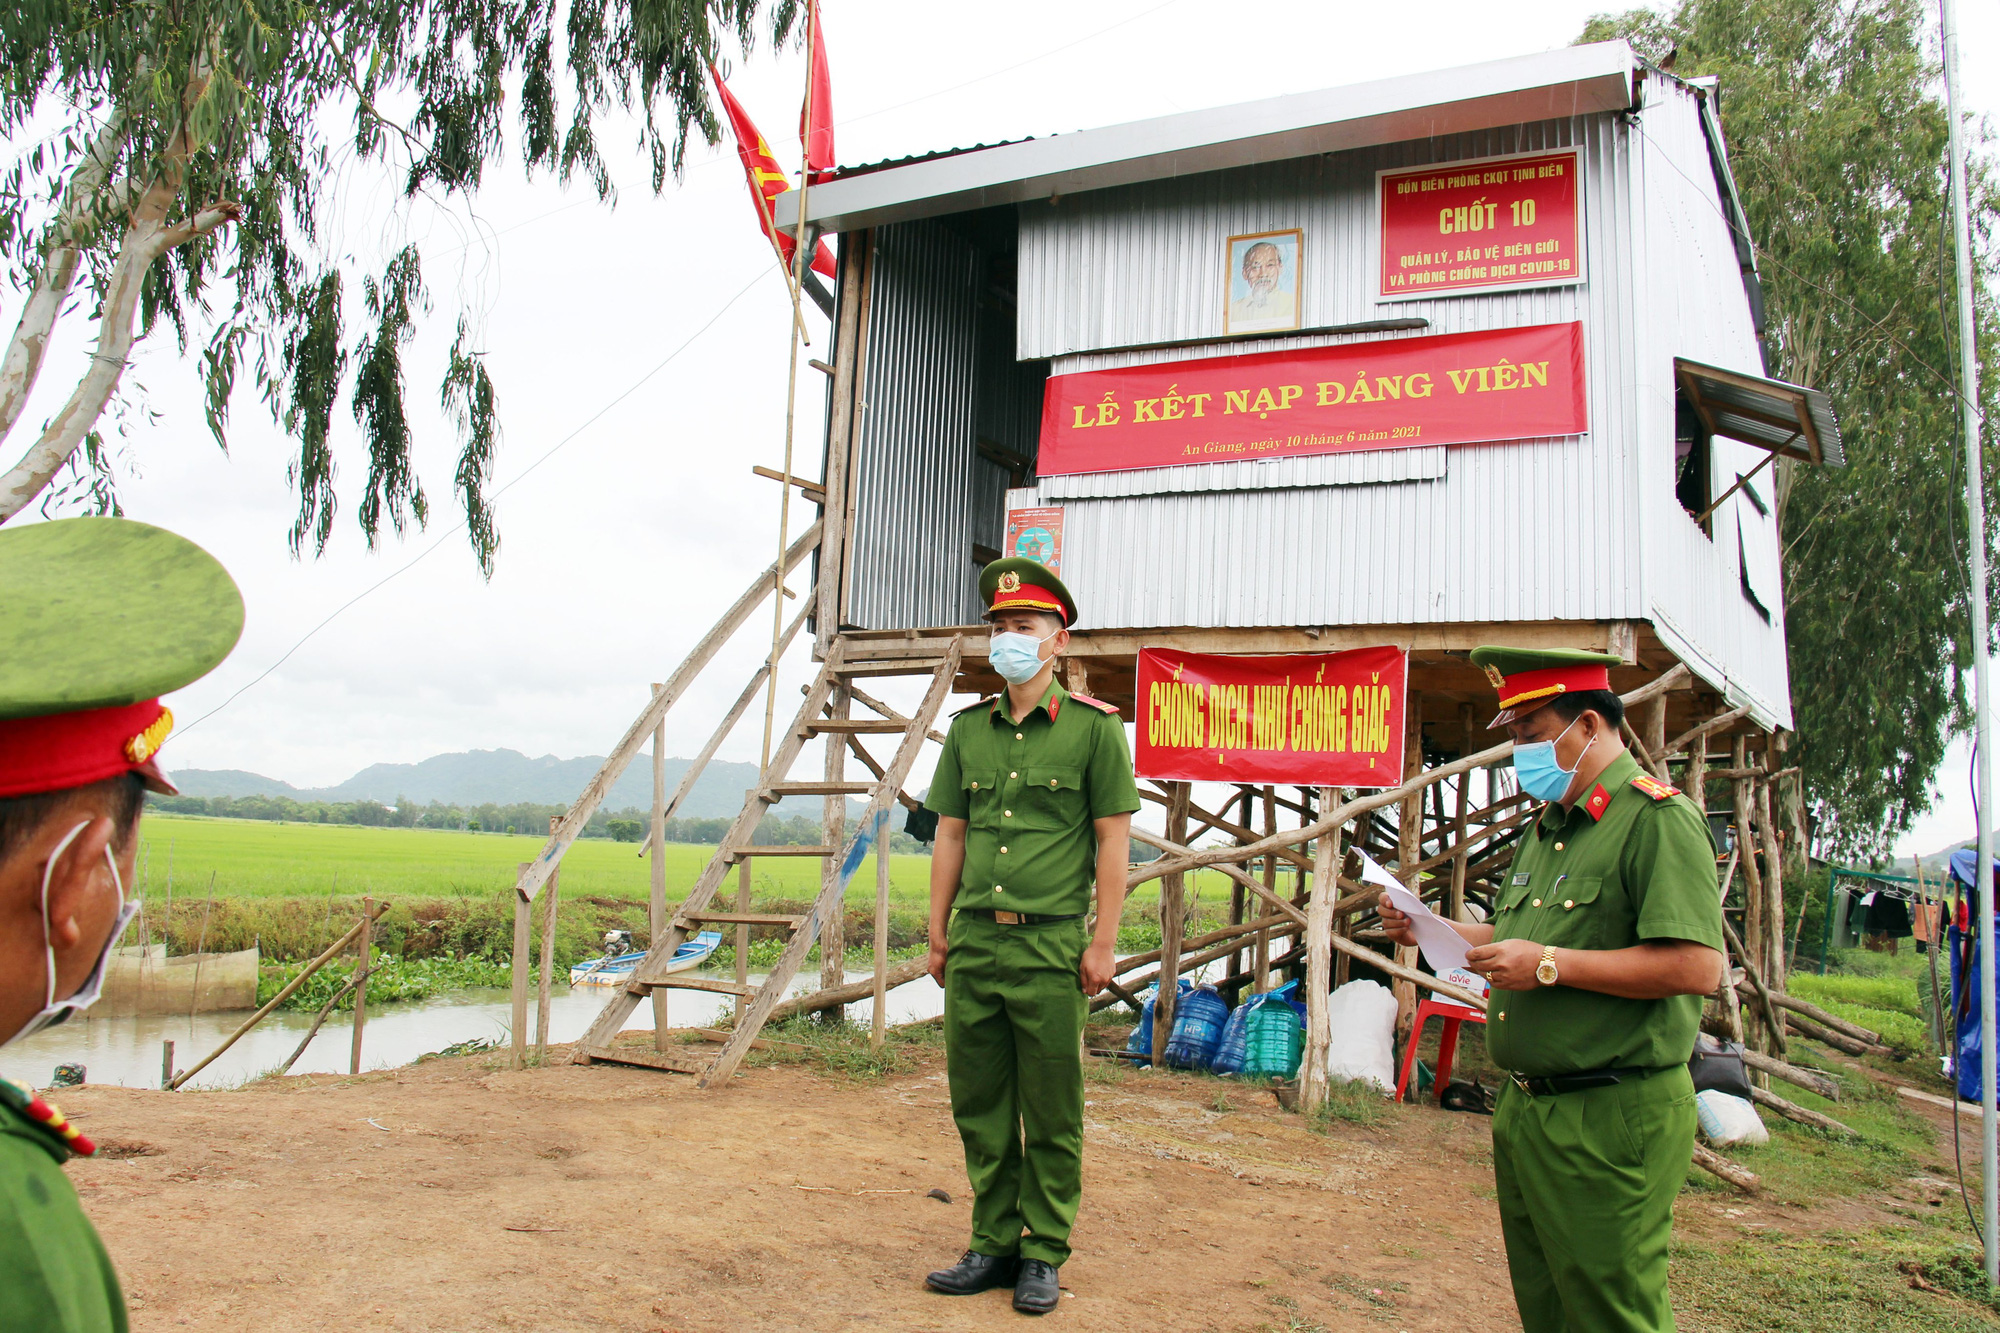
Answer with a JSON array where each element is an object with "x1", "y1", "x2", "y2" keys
[
  {"x1": 1011, "y1": 112, "x2": 1645, "y2": 630},
  {"x1": 845, "y1": 219, "x2": 1046, "y2": 628},
  {"x1": 1629, "y1": 73, "x2": 1794, "y2": 728}
]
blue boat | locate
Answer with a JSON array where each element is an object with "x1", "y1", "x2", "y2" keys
[{"x1": 570, "y1": 930, "x2": 723, "y2": 987}]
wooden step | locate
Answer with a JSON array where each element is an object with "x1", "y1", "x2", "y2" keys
[
  {"x1": 678, "y1": 912, "x2": 807, "y2": 928},
  {"x1": 833, "y1": 658, "x2": 948, "y2": 678},
  {"x1": 645, "y1": 976, "x2": 756, "y2": 997},
  {"x1": 803, "y1": 718, "x2": 906, "y2": 734},
  {"x1": 766, "y1": 781, "x2": 875, "y2": 797},
  {"x1": 574, "y1": 1044, "x2": 710, "y2": 1075},
  {"x1": 726, "y1": 844, "x2": 840, "y2": 859}
]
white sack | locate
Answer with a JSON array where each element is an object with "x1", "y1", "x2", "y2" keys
[
  {"x1": 1323, "y1": 979, "x2": 1399, "y2": 1093},
  {"x1": 1694, "y1": 1089, "x2": 1769, "y2": 1147}
]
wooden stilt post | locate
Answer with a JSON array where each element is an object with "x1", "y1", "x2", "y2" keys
[
  {"x1": 872, "y1": 810, "x2": 890, "y2": 1049},
  {"x1": 1642, "y1": 694, "x2": 1669, "y2": 782},
  {"x1": 820, "y1": 683, "x2": 853, "y2": 1003},
  {"x1": 651, "y1": 685, "x2": 671, "y2": 1049},
  {"x1": 1451, "y1": 705, "x2": 1475, "y2": 922},
  {"x1": 735, "y1": 859, "x2": 752, "y2": 1017},
  {"x1": 1758, "y1": 766, "x2": 1786, "y2": 990},
  {"x1": 1685, "y1": 704, "x2": 1710, "y2": 816},
  {"x1": 1300, "y1": 786, "x2": 1344, "y2": 1113},
  {"x1": 1255, "y1": 786, "x2": 1276, "y2": 993},
  {"x1": 350, "y1": 896, "x2": 373, "y2": 1076},
  {"x1": 1730, "y1": 736, "x2": 1768, "y2": 1069},
  {"x1": 1393, "y1": 704, "x2": 1425, "y2": 1047},
  {"x1": 161, "y1": 1039, "x2": 174, "y2": 1090},
  {"x1": 536, "y1": 819, "x2": 561, "y2": 1057},
  {"x1": 1228, "y1": 789, "x2": 1249, "y2": 980},
  {"x1": 1153, "y1": 782, "x2": 1191, "y2": 1060},
  {"x1": 512, "y1": 869, "x2": 532, "y2": 1070}
]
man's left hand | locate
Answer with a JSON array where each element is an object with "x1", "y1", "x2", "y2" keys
[
  {"x1": 1464, "y1": 938, "x2": 1547, "y2": 991},
  {"x1": 1080, "y1": 940, "x2": 1116, "y2": 996}
]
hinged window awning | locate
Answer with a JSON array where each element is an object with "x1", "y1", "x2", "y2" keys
[{"x1": 1675, "y1": 358, "x2": 1845, "y2": 467}]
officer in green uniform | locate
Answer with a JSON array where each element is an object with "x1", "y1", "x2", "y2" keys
[
  {"x1": 1380, "y1": 647, "x2": 1723, "y2": 1333},
  {"x1": 0, "y1": 516, "x2": 245, "y2": 1333},
  {"x1": 921, "y1": 558, "x2": 1140, "y2": 1316}
]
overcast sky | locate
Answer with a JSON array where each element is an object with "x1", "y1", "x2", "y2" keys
[{"x1": 8, "y1": 0, "x2": 1997, "y2": 855}]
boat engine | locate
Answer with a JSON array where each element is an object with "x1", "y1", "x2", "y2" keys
[{"x1": 601, "y1": 929, "x2": 633, "y2": 959}]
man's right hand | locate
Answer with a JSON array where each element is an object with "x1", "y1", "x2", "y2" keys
[
  {"x1": 928, "y1": 937, "x2": 949, "y2": 986},
  {"x1": 1377, "y1": 897, "x2": 1420, "y2": 949}
]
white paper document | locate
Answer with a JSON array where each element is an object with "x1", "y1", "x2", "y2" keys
[{"x1": 1355, "y1": 849, "x2": 1489, "y2": 999}]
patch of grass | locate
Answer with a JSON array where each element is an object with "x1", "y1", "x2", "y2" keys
[
  {"x1": 1670, "y1": 1226, "x2": 2000, "y2": 1331},
  {"x1": 256, "y1": 949, "x2": 513, "y2": 1010},
  {"x1": 1307, "y1": 1079, "x2": 1387, "y2": 1130},
  {"x1": 1794, "y1": 972, "x2": 1924, "y2": 1018},
  {"x1": 701, "y1": 1014, "x2": 944, "y2": 1081}
]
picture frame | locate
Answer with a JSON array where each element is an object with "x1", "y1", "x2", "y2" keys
[{"x1": 1224, "y1": 228, "x2": 1303, "y2": 336}]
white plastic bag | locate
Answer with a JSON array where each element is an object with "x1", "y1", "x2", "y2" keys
[
  {"x1": 1322, "y1": 979, "x2": 1399, "y2": 1092},
  {"x1": 1694, "y1": 1089, "x2": 1768, "y2": 1147}
]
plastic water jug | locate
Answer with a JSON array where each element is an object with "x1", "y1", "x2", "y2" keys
[{"x1": 1163, "y1": 985, "x2": 1229, "y2": 1070}]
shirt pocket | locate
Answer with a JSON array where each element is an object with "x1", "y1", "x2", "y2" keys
[
  {"x1": 1022, "y1": 765, "x2": 1085, "y2": 826},
  {"x1": 1496, "y1": 869, "x2": 1536, "y2": 915},
  {"x1": 961, "y1": 768, "x2": 1002, "y2": 830},
  {"x1": 1539, "y1": 875, "x2": 1604, "y2": 946}
]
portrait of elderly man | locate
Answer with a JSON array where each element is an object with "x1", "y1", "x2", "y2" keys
[{"x1": 1225, "y1": 231, "x2": 1301, "y2": 334}]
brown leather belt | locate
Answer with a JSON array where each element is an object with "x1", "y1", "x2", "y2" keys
[{"x1": 959, "y1": 909, "x2": 1084, "y2": 925}]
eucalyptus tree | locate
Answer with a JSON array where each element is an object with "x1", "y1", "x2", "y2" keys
[
  {"x1": 0, "y1": 0, "x2": 799, "y2": 573},
  {"x1": 1582, "y1": 0, "x2": 2000, "y2": 858}
]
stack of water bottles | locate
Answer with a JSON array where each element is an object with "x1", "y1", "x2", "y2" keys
[{"x1": 1123, "y1": 978, "x2": 1307, "y2": 1082}]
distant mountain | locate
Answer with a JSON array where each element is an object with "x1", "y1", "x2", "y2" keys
[{"x1": 173, "y1": 748, "x2": 770, "y2": 819}]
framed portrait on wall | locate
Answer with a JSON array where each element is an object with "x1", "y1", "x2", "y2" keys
[{"x1": 1225, "y1": 229, "x2": 1303, "y2": 336}]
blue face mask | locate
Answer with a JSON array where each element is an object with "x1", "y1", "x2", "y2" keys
[
  {"x1": 989, "y1": 628, "x2": 1057, "y2": 685},
  {"x1": 1512, "y1": 715, "x2": 1592, "y2": 804}
]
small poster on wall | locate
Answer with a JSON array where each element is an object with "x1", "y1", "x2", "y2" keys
[
  {"x1": 1004, "y1": 506, "x2": 1065, "y2": 575},
  {"x1": 1225, "y1": 229, "x2": 1303, "y2": 336},
  {"x1": 1377, "y1": 148, "x2": 1583, "y2": 301}
]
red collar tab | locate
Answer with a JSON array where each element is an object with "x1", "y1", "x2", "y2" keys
[
  {"x1": 0, "y1": 699, "x2": 175, "y2": 799},
  {"x1": 1493, "y1": 662, "x2": 1611, "y2": 712},
  {"x1": 1631, "y1": 774, "x2": 1680, "y2": 802},
  {"x1": 1584, "y1": 783, "x2": 1613, "y2": 820}
]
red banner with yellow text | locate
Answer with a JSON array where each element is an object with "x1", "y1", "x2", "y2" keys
[
  {"x1": 1377, "y1": 149, "x2": 1583, "y2": 300},
  {"x1": 1037, "y1": 322, "x2": 1585, "y2": 477},
  {"x1": 1135, "y1": 647, "x2": 1409, "y2": 787}
]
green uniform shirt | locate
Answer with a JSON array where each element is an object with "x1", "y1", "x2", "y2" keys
[
  {"x1": 925, "y1": 679, "x2": 1141, "y2": 916},
  {"x1": 0, "y1": 1082, "x2": 127, "y2": 1333},
  {"x1": 1486, "y1": 750, "x2": 1724, "y2": 1078}
]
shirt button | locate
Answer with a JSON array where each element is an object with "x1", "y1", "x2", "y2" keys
[
  {"x1": 995, "y1": 885, "x2": 1004, "y2": 893},
  {"x1": 971, "y1": 781, "x2": 979, "y2": 790},
  {"x1": 1050, "y1": 779, "x2": 1058, "y2": 787},
  {"x1": 1555, "y1": 842, "x2": 1565, "y2": 851},
  {"x1": 1532, "y1": 898, "x2": 1542, "y2": 907},
  {"x1": 1016, "y1": 732, "x2": 1024, "y2": 741},
  {"x1": 1010, "y1": 771, "x2": 1018, "y2": 780},
  {"x1": 1004, "y1": 809, "x2": 1013, "y2": 818},
  {"x1": 1564, "y1": 899, "x2": 1575, "y2": 910},
  {"x1": 1000, "y1": 846, "x2": 1009, "y2": 854},
  {"x1": 1498, "y1": 1011, "x2": 1507, "y2": 1020}
]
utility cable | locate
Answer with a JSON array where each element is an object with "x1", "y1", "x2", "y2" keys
[{"x1": 176, "y1": 267, "x2": 775, "y2": 738}]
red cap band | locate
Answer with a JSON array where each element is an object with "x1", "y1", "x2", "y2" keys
[
  {"x1": 989, "y1": 582, "x2": 1068, "y2": 623},
  {"x1": 0, "y1": 700, "x2": 171, "y2": 799},
  {"x1": 1495, "y1": 663, "x2": 1611, "y2": 711}
]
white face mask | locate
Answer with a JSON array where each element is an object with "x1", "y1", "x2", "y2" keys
[{"x1": 5, "y1": 820, "x2": 137, "y2": 1048}]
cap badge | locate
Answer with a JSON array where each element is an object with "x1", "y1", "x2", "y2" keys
[
  {"x1": 124, "y1": 707, "x2": 174, "y2": 764},
  {"x1": 997, "y1": 570, "x2": 1022, "y2": 594},
  {"x1": 1482, "y1": 663, "x2": 1506, "y2": 688}
]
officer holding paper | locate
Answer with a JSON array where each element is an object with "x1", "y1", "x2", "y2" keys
[{"x1": 1378, "y1": 646, "x2": 1723, "y2": 1333}]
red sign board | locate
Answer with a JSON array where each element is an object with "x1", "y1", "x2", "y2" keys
[
  {"x1": 1134, "y1": 647, "x2": 1409, "y2": 788},
  {"x1": 1004, "y1": 506, "x2": 1065, "y2": 575},
  {"x1": 1037, "y1": 322, "x2": 1586, "y2": 477},
  {"x1": 1378, "y1": 149, "x2": 1583, "y2": 300}
]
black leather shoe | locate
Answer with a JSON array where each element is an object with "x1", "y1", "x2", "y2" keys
[
  {"x1": 1013, "y1": 1259, "x2": 1060, "y2": 1315},
  {"x1": 925, "y1": 1250, "x2": 1018, "y2": 1295}
]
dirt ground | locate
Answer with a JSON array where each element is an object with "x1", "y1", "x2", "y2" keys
[{"x1": 39, "y1": 1037, "x2": 1955, "y2": 1332}]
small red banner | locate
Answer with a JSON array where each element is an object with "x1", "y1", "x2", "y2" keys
[
  {"x1": 1378, "y1": 149, "x2": 1583, "y2": 300},
  {"x1": 1134, "y1": 647, "x2": 1409, "y2": 788},
  {"x1": 1037, "y1": 322, "x2": 1586, "y2": 477}
]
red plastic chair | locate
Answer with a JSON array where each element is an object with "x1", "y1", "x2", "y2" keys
[{"x1": 1394, "y1": 996, "x2": 1489, "y2": 1104}]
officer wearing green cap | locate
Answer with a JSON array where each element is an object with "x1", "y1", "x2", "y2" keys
[
  {"x1": 0, "y1": 516, "x2": 245, "y2": 1333},
  {"x1": 921, "y1": 558, "x2": 1140, "y2": 1315},
  {"x1": 1380, "y1": 646, "x2": 1722, "y2": 1333}
]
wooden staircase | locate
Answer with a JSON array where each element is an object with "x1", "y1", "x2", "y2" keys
[{"x1": 570, "y1": 635, "x2": 963, "y2": 1087}]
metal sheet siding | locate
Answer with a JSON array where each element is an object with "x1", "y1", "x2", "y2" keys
[
  {"x1": 1013, "y1": 114, "x2": 1646, "y2": 629},
  {"x1": 847, "y1": 221, "x2": 984, "y2": 628},
  {"x1": 1627, "y1": 74, "x2": 1793, "y2": 728}
]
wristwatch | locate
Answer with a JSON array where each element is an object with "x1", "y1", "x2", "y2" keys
[{"x1": 1535, "y1": 945, "x2": 1559, "y2": 987}]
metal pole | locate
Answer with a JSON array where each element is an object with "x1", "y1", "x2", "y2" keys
[{"x1": 1939, "y1": 0, "x2": 1995, "y2": 1283}]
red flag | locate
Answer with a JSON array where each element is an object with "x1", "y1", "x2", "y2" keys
[
  {"x1": 709, "y1": 62, "x2": 835, "y2": 279},
  {"x1": 800, "y1": 0, "x2": 835, "y2": 184}
]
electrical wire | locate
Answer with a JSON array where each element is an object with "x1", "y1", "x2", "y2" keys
[{"x1": 175, "y1": 266, "x2": 775, "y2": 739}]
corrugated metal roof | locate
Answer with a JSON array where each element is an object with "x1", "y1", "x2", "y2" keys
[
  {"x1": 778, "y1": 42, "x2": 1637, "y2": 233},
  {"x1": 833, "y1": 137, "x2": 1038, "y2": 180}
]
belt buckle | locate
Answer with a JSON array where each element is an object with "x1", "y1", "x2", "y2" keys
[
  {"x1": 1509, "y1": 1072, "x2": 1538, "y2": 1096},
  {"x1": 993, "y1": 910, "x2": 1024, "y2": 925}
]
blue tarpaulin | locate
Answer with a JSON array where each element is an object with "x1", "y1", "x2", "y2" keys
[{"x1": 1948, "y1": 851, "x2": 1996, "y2": 1102}]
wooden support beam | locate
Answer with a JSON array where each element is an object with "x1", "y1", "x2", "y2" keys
[
  {"x1": 752, "y1": 464, "x2": 827, "y2": 506},
  {"x1": 1691, "y1": 1142, "x2": 1760, "y2": 1193},
  {"x1": 1153, "y1": 782, "x2": 1192, "y2": 1061},
  {"x1": 511, "y1": 874, "x2": 532, "y2": 1069},
  {"x1": 821, "y1": 683, "x2": 852, "y2": 997},
  {"x1": 770, "y1": 957, "x2": 930, "y2": 1022},
  {"x1": 650, "y1": 688, "x2": 670, "y2": 1049},
  {"x1": 1300, "y1": 788, "x2": 1344, "y2": 1114},
  {"x1": 1740, "y1": 1048, "x2": 1839, "y2": 1100},
  {"x1": 1750, "y1": 1085, "x2": 1856, "y2": 1137}
]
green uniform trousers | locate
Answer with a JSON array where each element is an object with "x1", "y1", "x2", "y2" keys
[
  {"x1": 943, "y1": 912, "x2": 1088, "y2": 1267},
  {"x1": 1491, "y1": 1064, "x2": 1697, "y2": 1333}
]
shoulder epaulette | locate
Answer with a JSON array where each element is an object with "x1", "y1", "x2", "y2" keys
[
  {"x1": 0, "y1": 1078, "x2": 94, "y2": 1159},
  {"x1": 1071, "y1": 694, "x2": 1122, "y2": 715},
  {"x1": 1631, "y1": 773, "x2": 1680, "y2": 801},
  {"x1": 951, "y1": 696, "x2": 996, "y2": 717}
]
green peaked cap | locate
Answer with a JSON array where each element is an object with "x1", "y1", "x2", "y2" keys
[
  {"x1": 978, "y1": 556, "x2": 1078, "y2": 628},
  {"x1": 1467, "y1": 646, "x2": 1624, "y2": 679},
  {"x1": 0, "y1": 517, "x2": 245, "y2": 720}
]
